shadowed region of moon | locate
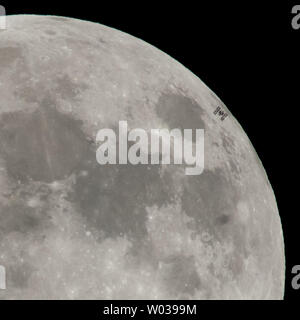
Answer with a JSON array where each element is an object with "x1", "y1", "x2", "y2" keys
[{"x1": 0, "y1": 15, "x2": 285, "y2": 300}]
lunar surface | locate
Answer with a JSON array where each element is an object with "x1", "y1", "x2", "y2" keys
[{"x1": 0, "y1": 15, "x2": 284, "y2": 299}]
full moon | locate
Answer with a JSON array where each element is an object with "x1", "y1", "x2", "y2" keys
[{"x1": 0, "y1": 15, "x2": 285, "y2": 299}]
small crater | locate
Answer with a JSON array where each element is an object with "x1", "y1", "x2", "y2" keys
[
  {"x1": 216, "y1": 214, "x2": 230, "y2": 225},
  {"x1": 98, "y1": 38, "x2": 107, "y2": 44}
]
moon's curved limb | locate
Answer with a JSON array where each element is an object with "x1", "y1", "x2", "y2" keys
[{"x1": 0, "y1": 15, "x2": 285, "y2": 299}]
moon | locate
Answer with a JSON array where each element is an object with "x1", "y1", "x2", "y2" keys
[{"x1": 0, "y1": 15, "x2": 285, "y2": 299}]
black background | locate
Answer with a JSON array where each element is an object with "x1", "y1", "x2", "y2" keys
[{"x1": 0, "y1": 0, "x2": 297, "y2": 315}]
